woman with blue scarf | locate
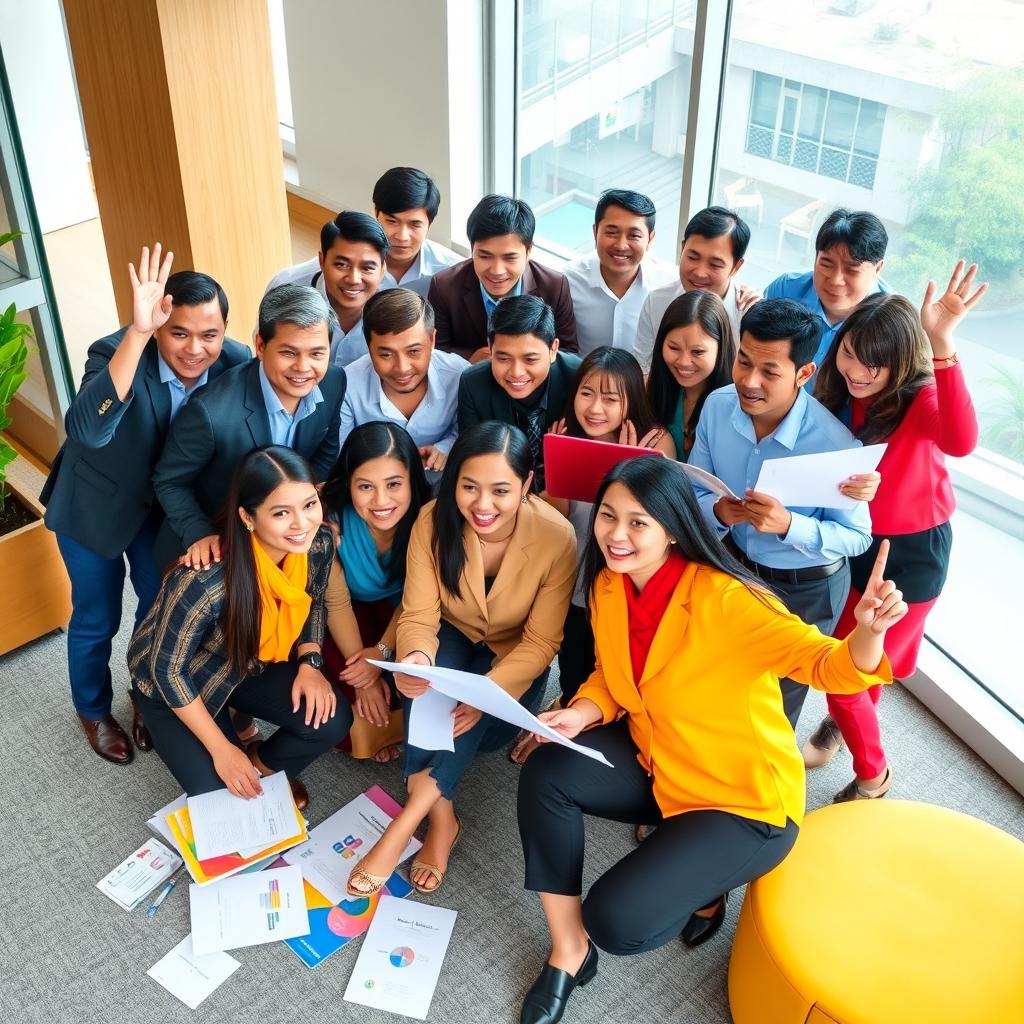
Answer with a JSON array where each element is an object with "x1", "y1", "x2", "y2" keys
[{"x1": 322, "y1": 422, "x2": 431, "y2": 761}]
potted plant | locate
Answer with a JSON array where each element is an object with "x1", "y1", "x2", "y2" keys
[{"x1": 0, "y1": 290, "x2": 33, "y2": 533}]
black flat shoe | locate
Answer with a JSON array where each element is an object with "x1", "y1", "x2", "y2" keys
[
  {"x1": 680, "y1": 892, "x2": 728, "y2": 948},
  {"x1": 520, "y1": 941, "x2": 599, "y2": 1024}
]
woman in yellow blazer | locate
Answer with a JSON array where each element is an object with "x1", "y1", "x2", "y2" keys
[
  {"x1": 515, "y1": 457, "x2": 905, "y2": 1024},
  {"x1": 346, "y1": 421, "x2": 577, "y2": 898}
]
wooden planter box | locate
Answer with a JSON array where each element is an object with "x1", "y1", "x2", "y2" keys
[{"x1": 0, "y1": 451, "x2": 71, "y2": 656}]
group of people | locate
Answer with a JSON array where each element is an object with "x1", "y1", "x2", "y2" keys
[{"x1": 43, "y1": 164, "x2": 986, "y2": 1024}]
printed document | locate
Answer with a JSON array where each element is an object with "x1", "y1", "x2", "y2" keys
[
  {"x1": 147, "y1": 934, "x2": 240, "y2": 1010},
  {"x1": 753, "y1": 444, "x2": 887, "y2": 510}
]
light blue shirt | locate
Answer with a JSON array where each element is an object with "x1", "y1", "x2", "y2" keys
[
  {"x1": 688, "y1": 384, "x2": 871, "y2": 568},
  {"x1": 258, "y1": 362, "x2": 324, "y2": 448},
  {"x1": 157, "y1": 354, "x2": 208, "y2": 423},
  {"x1": 479, "y1": 276, "x2": 523, "y2": 322},
  {"x1": 763, "y1": 270, "x2": 890, "y2": 369}
]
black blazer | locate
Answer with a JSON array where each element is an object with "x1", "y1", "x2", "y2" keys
[
  {"x1": 40, "y1": 330, "x2": 251, "y2": 559},
  {"x1": 427, "y1": 259, "x2": 579, "y2": 361},
  {"x1": 152, "y1": 359, "x2": 346, "y2": 559}
]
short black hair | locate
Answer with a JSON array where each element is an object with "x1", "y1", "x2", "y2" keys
[
  {"x1": 467, "y1": 194, "x2": 535, "y2": 247},
  {"x1": 372, "y1": 167, "x2": 441, "y2": 223},
  {"x1": 321, "y1": 211, "x2": 390, "y2": 259},
  {"x1": 164, "y1": 271, "x2": 228, "y2": 321},
  {"x1": 594, "y1": 188, "x2": 656, "y2": 231},
  {"x1": 815, "y1": 208, "x2": 888, "y2": 263},
  {"x1": 683, "y1": 206, "x2": 750, "y2": 263},
  {"x1": 486, "y1": 294, "x2": 556, "y2": 347},
  {"x1": 740, "y1": 298, "x2": 822, "y2": 368}
]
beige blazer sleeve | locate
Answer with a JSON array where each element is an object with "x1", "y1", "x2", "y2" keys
[
  {"x1": 396, "y1": 507, "x2": 443, "y2": 664},
  {"x1": 325, "y1": 558, "x2": 363, "y2": 660}
]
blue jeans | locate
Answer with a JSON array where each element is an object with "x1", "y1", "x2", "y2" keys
[
  {"x1": 56, "y1": 514, "x2": 163, "y2": 719},
  {"x1": 403, "y1": 619, "x2": 549, "y2": 799}
]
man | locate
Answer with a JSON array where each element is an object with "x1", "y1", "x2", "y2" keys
[
  {"x1": 40, "y1": 245, "x2": 250, "y2": 764},
  {"x1": 458, "y1": 294, "x2": 580, "y2": 491},
  {"x1": 372, "y1": 166, "x2": 462, "y2": 294},
  {"x1": 634, "y1": 206, "x2": 756, "y2": 373},
  {"x1": 428, "y1": 194, "x2": 578, "y2": 363},
  {"x1": 765, "y1": 207, "x2": 889, "y2": 368},
  {"x1": 153, "y1": 284, "x2": 345, "y2": 570},
  {"x1": 265, "y1": 211, "x2": 389, "y2": 367},
  {"x1": 688, "y1": 298, "x2": 872, "y2": 727},
  {"x1": 562, "y1": 188, "x2": 677, "y2": 356},
  {"x1": 340, "y1": 288, "x2": 467, "y2": 473}
]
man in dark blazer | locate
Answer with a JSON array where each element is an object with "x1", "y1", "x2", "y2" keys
[
  {"x1": 153, "y1": 283, "x2": 345, "y2": 571},
  {"x1": 428, "y1": 194, "x2": 578, "y2": 363},
  {"x1": 458, "y1": 294, "x2": 581, "y2": 492},
  {"x1": 41, "y1": 246, "x2": 250, "y2": 764}
]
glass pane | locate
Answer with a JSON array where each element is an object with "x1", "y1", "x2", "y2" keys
[
  {"x1": 854, "y1": 99, "x2": 886, "y2": 158},
  {"x1": 798, "y1": 85, "x2": 827, "y2": 141},
  {"x1": 822, "y1": 91, "x2": 858, "y2": 149},
  {"x1": 750, "y1": 72, "x2": 781, "y2": 128}
]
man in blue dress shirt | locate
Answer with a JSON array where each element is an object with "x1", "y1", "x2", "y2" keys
[{"x1": 688, "y1": 298, "x2": 872, "y2": 726}]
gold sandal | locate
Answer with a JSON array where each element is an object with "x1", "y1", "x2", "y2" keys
[
  {"x1": 410, "y1": 816, "x2": 462, "y2": 895},
  {"x1": 346, "y1": 866, "x2": 390, "y2": 899}
]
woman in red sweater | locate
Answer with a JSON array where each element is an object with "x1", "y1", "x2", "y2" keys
[{"x1": 808, "y1": 260, "x2": 986, "y2": 802}]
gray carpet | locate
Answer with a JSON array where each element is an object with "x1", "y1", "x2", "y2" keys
[{"x1": 1, "y1": 606, "x2": 1022, "y2": 1024}]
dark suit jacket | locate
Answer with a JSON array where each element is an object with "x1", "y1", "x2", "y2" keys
[
  {"x1": 40, "y1": 330, "x2": 251, "y2": 559},
  {"x1": 152, "y1": 359, "x2": 346, "y2": 559},
  {"x1": 427, "y1": 259, "x2": 579, "y2": 361}
]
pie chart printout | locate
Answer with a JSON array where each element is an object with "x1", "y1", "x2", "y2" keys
[{"x1": 389, "y1": 946, "x2": 416, "y2": 968}]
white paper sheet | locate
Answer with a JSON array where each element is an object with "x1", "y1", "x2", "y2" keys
[
  {"x1": 147, "y1": 934, "x2": 240, "y2": 1010},
  {"x1": 189, "y1": 864, "x2": 310, "y2": 955},
  {"x1": 343, "y1": 894, "x2": 457, "y2": 1021},
  {"x1": 281, "y1": 792, "x2": 422, "y2": 906},
  {"x1": 678, "y1": 461, "x2": 737, "y2": 499},
  {"x1": 752, "y1": 443, "x2": 887, "y2": 510},
  {"x1": 147, "y1": 794, "x2": 187, "y2": 852},
  {"x1": 407, "y1": 688, "x2": 457, "y2": 752},
  {"x1": 370, "y1": 660, "x2": 614, "y2": 768},
  {"x1": 188, "y1": 771, "x2": 300, "y2": 861}
]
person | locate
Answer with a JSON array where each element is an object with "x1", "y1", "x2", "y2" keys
[
  {"x1": 41, "y1": 245, "x2": 250, "y2": 764},
  {"x1": 428, "y1": 194, "x2": 578, "y2": 362},
  {"x1": 561, "y1": 189, "x2": 676, "y2": 356},
  {"x1": 645, "y1": 290, "x2": 736, "y2": 460},
  {"x1": 372, "y1": 166, "x2": 462, "y2": 294},
  {"x1": 128, "y1": 446, "x2": 351, "y2": 808},
  {"x1": 339, "y1": 288, "x2": 467, "y2": 476},
  {"x1": 344, "y1": 422, "x2": 576, "y2": 898},
  {"x1": 153, "y1": 284, "x2": 345, "y2": 570},
  {"x1": 320, "y1": 421, "x2": 431, "y2": 763},
  {"x1": 803, "y1": 261, "x2": 985, "y2": 802},
  {"x1": 764, "y1": 207, "x2": 889, "y2": 370},
  {"x1": 688, "y1": 298, "x2": 877, "y2": 728},
  {"x1": 265, "y1": 211, "x2": 389, "y2": 366},
  {"x1": 458, "y1": 294, "x2": 581, "y2": 492},
  {"x1": 634, "y1": 206, "x2": 757, "y2": 373},
  {"x1": 515, "y1": 457, "x2": 904, "y2": 1024}
]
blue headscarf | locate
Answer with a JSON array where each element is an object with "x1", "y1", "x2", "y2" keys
[{"x1": 338, "y1": 504, "x2": 404, "y2": 603}]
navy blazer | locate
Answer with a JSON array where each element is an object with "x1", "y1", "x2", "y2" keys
[
  {"x1": 40, "y1": 329, "x2": 251, "y2": 559},
  {"x1": 151, "y1": 359, "x2": 346, "y2": 557},
  {"x1": 427, "y1": 259, "x2": 579, "y2": 361}
]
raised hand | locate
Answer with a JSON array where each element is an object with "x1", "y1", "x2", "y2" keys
[
  {"x1": 128, "y1": 243, "x2": 175, "y2": 335},
  {"x1": 546, "y1": 417, "x2": 568, "y2": 436},
  {"x1": 920, "y1": 260, "x2": 987, "y2": 355},
  {"x1": 853, "y1": 540, "x2": 908, "y2": 635}
]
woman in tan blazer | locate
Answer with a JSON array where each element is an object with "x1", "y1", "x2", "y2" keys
[{"x1": 346, "y1": 421, "x2": 577, "y2": 897}]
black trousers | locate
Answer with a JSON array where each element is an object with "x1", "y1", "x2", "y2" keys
[
  {"x1": 133, "y1": 661, "x2": 352, "y2": 796},
  {"x1": 517, "y1": 720, "x2": 798, "y2": 956},
  {"x1": 556, "y1": 603, "x2": 596, "y2": 704}
]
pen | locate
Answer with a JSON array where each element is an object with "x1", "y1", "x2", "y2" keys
[{"x1": 146, "y1": 868, "x2": 183, "y2": 918}]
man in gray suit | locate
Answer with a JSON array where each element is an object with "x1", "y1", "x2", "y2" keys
[{"x1": 42, "y1": 245, "x2": 251, "y2": 764}]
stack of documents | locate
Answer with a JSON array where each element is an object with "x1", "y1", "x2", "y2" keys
[{"x1": 97, "y1": 838, "x2": 182, "y2": 912}]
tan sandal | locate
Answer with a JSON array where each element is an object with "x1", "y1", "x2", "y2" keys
[
  {"x1": 833, "y1": 766, "x2": 893, "y2": 803},
  {"x1": 346, "y1": 865, "x2": 390, "y2": 899},
  {"x1": 410, "y1": 816, "x2": 462, "y2": 895}
]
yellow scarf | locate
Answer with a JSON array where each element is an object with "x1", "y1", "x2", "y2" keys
[{"x1": 251, "y1": 535, "x2": 311, "y2": 663}]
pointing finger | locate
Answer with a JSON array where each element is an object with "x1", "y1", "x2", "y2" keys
[{"x1": 868, "y1": 538, "x2": 890, "y2": 590}]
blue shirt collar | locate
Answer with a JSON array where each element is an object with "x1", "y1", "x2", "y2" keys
[
  {"x1": 479, "y1": 276, "x2": 523, "y2": 320},
  {"x1": 258, "y1": 361, "x2": 324, "y2": 418},
  {"x1": 156, "y1": 352, "x2": 208, "y2": 392},
  {"x1": 729, "y1": 385, "x2": 807, "y2": 451}
]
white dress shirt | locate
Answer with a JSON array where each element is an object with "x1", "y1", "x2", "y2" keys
[
  {"x1": 633, "y1": 280, "x2": 742, "y2": 373},
  {"x1": 381, "y1": 237, "x2": 462, "y2": 296},
  {"x1": 339, "y1": 348, "x2": 469, "y2": 451},
  {"x1": 562, "y1": 252, "x2": 677, "y2": 357}
]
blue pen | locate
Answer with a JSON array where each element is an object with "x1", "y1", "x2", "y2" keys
[{"x1": 146, "y1": 868, "x2": 183, "y2": 917}]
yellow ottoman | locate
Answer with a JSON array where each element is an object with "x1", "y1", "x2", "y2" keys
[{"x1": 728, "y1": 800, "x2": 1024, "y2": 1024}]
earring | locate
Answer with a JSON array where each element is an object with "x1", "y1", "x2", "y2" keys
[
  {"x1": 245, "y1": 522, "x2": 254, "y2": 533},
  {"x1": 521, "y1": 494, "x2": 529, "y2": 504}
]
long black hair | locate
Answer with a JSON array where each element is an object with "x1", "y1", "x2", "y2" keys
[
  {"x1": 580, "y1": 457, "x2": 770, "y2": 608},
  {"x1": 218, "y1": 445, "x2": 319, "y2": 677},
  {"x1": 321, "y1": 421, "x2": 430, "y2": 585},
  {"x1": 432, "y1": 421, "x2": 533, "y2": 599}
]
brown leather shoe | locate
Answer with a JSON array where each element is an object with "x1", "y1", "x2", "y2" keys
[
  {"x1": 130, "y1": 693, "x2": 153, "y2": 752},
  {"x1": 290, "y1": 777, "x2": 309, "y2": 812},
  {"x1": 79, "y1": 714, "x2": 134, "y2": 764}
]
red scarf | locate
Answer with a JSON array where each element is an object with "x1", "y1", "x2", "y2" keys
[{"x1": 622, "y1": 549, "x2": 687, "y2": 682}]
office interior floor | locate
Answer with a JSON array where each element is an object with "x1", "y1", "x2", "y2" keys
[{"x1": 1, "y1": 603, "x2": 1022, "y2": 1024}]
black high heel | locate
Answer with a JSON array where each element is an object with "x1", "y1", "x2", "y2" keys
[
  {"x1": 519, "y1": 940, "x2": 599, "y2": 1024},
  {"x1": 680, "y1": 892, "x2": 728, "y2": 948}
]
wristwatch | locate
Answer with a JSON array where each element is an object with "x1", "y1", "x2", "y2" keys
[
  {"x1": 377, "y1": 641, "x2": 394, "y2": 661},
  {"x1": 297, "y1": 650, "x2": 324, "y2": 671}
]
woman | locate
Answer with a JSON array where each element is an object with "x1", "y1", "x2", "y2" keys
[
  {"x1": 805, "y1": 260, "x2": 985, "y2": 801},
  {"x1": 515, "y1": 457, "x2": 904, "y2": 1024},
  {"x1": 345, "y1": 421, "x2": 577, "y2": 897},
  {"x1": 320, "y1": 421, "x2": 430, "y2": 763},
  {"x1": 646, "y1": 289, "x2": 735, "y2": 460},
  {"x1": 129, "y1": 447, "x2": 350, "y2": 807}
]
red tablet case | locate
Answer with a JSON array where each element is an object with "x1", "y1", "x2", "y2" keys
[{"x1": 543, "y1": 433, "x2": 666, "y2": 504}]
